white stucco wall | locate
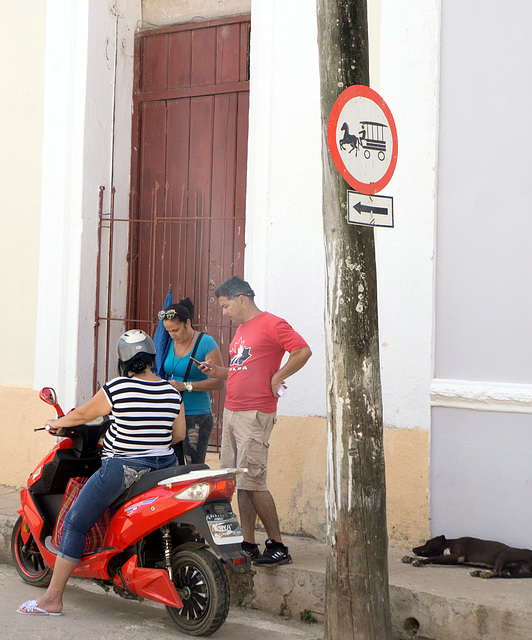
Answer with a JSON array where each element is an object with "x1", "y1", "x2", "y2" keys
[
  {"x1": 1, "y1": 2, "x2": 46, "y2": 387},
  {"x1": 32, "y1": 0, "x2": 442, "y2": 430},
  {"x1": 245, "y1": 0, "x2": 441, "y2": 428},
  {"x1": 243, "y1": 0, "x2": 438, "y2": 542},
  {"x1": 12, "y1": 0, "x2": 440, "y2": 539},
  {"x1": 34, "y1": 0, "x2": 140, "y2": 407},
  {"x1": 245, "y1": 0, "x2": 325, "y2": 417},
  {"x1": 375, "y1": 0, "x2": 440, "y2": 431}
]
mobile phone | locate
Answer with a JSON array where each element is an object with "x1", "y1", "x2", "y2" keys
[{"x1": 189, "y1": 356, "x2": 203, "y2": 366}]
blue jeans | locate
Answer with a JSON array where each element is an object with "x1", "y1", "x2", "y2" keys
[{"x1": 58, "y1": 454, "x2": 176, "y2": 562}]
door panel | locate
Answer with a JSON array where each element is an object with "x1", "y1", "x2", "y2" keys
[{"x1": 128, "y1": 16, "x2": 250, "y2": 447}]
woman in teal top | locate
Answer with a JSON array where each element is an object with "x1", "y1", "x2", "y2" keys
[{"x1": 159, "y1": 297, "x2": 224, "y2": 464}]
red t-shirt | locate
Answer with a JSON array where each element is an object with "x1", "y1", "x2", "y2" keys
[{"x1": 225, "y1": 312, "x2": 309, "y2": 413}]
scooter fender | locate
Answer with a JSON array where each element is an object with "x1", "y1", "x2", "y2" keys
[
  {"x1": 16, "y1": 510, "x2": 31, "y2": 546},
  {"x1": 114, "y1": 554, "x2": 183, "y2": 609},
  {"x1": 70, "y1": 548, "x2": 124, "y2": 581},
  {"x1": 17, "y1": 489, "x2": 58, "y2": 569},
  {"x1": 18, "y1": 488, "x2": 121, "y2": 580},
  {"x1": 103, "y1": 485, "x2": 204, "y2": 549}
]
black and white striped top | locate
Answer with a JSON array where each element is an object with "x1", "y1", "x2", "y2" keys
[{"x1": 101, "y1": 377, "x2": 182, "y2": 459}]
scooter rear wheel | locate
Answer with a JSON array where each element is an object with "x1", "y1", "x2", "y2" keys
[
  {"x1": 166, "y1": 547, "x2": 230, "y2": 636},
  {"x1": 11, "y1": 516, "x2": 52, "y2": 586}
]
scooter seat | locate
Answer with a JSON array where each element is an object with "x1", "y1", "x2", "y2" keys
[{"x1": 109, "y1": 464, "x2": 209, "y2": 511}]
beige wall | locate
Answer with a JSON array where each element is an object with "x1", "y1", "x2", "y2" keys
[
  {"x1": 0, "y1": 387, "x2": 57, "y2": 487},
  {"x1": 210, "y1": 417, "x2": 429, "y2": 549},
  {"x1": 383, "y1": 426, "x2": 430, "y2": 547},
  {"x1": 142, "y1": 0, "x2": 250, "y2": 27},
  {"x1": 6, "y1": 403, "x2": 430, "y2": 547},
  {"x1": 269, "y1": 417, "x2": 327, "y2": 541}
]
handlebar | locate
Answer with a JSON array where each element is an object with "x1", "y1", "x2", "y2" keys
[{"x1": 33, "y1": 425, "x2": 76, "y2": 438}]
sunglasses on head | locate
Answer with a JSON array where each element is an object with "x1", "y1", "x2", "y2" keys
[{"x1": 158, "y1": 309, "x2": 178, "y2": 320}]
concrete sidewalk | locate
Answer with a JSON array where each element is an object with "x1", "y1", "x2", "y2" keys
[{"x1": 2, "y1": 483, "x2": 532, "y2": 639}]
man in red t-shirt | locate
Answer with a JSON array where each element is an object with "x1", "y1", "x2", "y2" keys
[{"x1": 200, "y1": 276, "x2": 311, "y2": 566}]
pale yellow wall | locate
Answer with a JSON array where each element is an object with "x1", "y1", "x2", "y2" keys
[
  {"x1": 0, "y1": 3, "x2": 47, "y2": 484},
  {"x1": 0, "y1": 2, "x2": 46, "y2": 387},
  {"x1": 210, "y1": 417, "x2": 429, "y2": 549}
]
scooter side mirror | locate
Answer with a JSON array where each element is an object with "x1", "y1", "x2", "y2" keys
[{"x1": 39, "y1": 387, "x2": 58, "y2": 406}]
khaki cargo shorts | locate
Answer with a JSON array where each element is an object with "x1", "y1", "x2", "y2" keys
[{"x1": 220, "y1": 408, "x2": 277, "y2": 491}]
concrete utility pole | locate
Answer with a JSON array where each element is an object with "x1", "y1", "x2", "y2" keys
[{"x1": 316, "y1": 1, "x2": 392, "y2": 638}]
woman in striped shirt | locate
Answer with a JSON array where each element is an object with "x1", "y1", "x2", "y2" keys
[{"x1": 18, "y1": 330, "x2": 185, "y2": 617}]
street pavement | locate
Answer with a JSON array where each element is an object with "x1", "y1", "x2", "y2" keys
[
  {"x1": 4, "y1": 482, "x2": 532, "y2": 639},
  {"x1": 0, "y1": 562, "x2": 324, "y2": 640}
]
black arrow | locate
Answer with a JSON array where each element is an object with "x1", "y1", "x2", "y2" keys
[{"x1": 353, "y1": 201, "x2": 388, "y2": 216}]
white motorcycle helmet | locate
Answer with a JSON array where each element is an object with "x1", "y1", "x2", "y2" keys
[{"x1": 117, "y1": 330, "x2": 156, "y2": 363}]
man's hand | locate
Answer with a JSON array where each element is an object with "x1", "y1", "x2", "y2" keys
[
  {"x1": 270, "y1": 376, "x2": 287, "y2": 397},
  {"x1": 198, "y1": 359, "x2": 229, "y2": 380},
  {"x1": 197, "y1": 359, "x2": 215, "y2": 375},
  {"x1": 270, "y1": 347, "x2": 312, "y2": 397}
]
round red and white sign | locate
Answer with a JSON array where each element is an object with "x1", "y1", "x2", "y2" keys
[{"x1": 327, "y1": 85, "x2": 398, "y2": 195}]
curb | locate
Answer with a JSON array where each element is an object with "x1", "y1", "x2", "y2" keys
[
  {"x1": 2, "y1": 494, "x2": 532, "y2": 640},
  {"x1": 0, "y1": 514, "x2": 17, "y2": 566}
]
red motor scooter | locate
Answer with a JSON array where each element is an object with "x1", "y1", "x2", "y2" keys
[{"x1": 11, "y1": 387, "x2": 249, "y2": 636}]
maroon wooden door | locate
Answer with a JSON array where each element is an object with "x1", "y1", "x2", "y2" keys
[{"x1": 127, "y1": 16, "x2": 250, "y2": 447}]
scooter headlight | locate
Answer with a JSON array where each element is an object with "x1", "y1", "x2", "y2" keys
[{"x1": 174, "y1": 482, "x2": 211, "y2": 501}]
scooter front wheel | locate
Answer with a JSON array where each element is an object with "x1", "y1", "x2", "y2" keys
[
  {"x1": 166, "y1": 548, "x2": 230, "y2": 636},
  {"x1": 11, "y1": 516, "x2": 52, "y2": 586}
]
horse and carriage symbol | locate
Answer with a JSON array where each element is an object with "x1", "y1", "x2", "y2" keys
[{"x1": 339, "y1": 120, "x2": 388, "y2": 161}]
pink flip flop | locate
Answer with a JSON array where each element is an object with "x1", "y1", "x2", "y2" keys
[{"x1": 17, "y1": 600, "x2": 63, "y2": 616}]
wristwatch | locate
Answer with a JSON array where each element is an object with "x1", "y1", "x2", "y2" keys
[{"x1": 184, "y1": 382, "x2": 193, "y2": 392}]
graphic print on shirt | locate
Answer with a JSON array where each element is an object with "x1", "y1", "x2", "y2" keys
[{"x1": 229, "y1": 337, "x2": 252, "y2": 369}]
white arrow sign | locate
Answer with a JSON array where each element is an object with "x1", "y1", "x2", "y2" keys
[{"x1": 347, "y1": 191, "x2": 394, "y2": 228}]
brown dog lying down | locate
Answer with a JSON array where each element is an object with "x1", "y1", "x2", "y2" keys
[{"x1": 402, "y1": 535, "x2": 532, "y2": 578}]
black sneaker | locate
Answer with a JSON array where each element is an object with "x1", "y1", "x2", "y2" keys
[
  {"x1": 252, "y1": 539, "x2": 292, "y2": 567},
  {"x1": 242, "y1": 541, "x2": 260, "y2": 559}
]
